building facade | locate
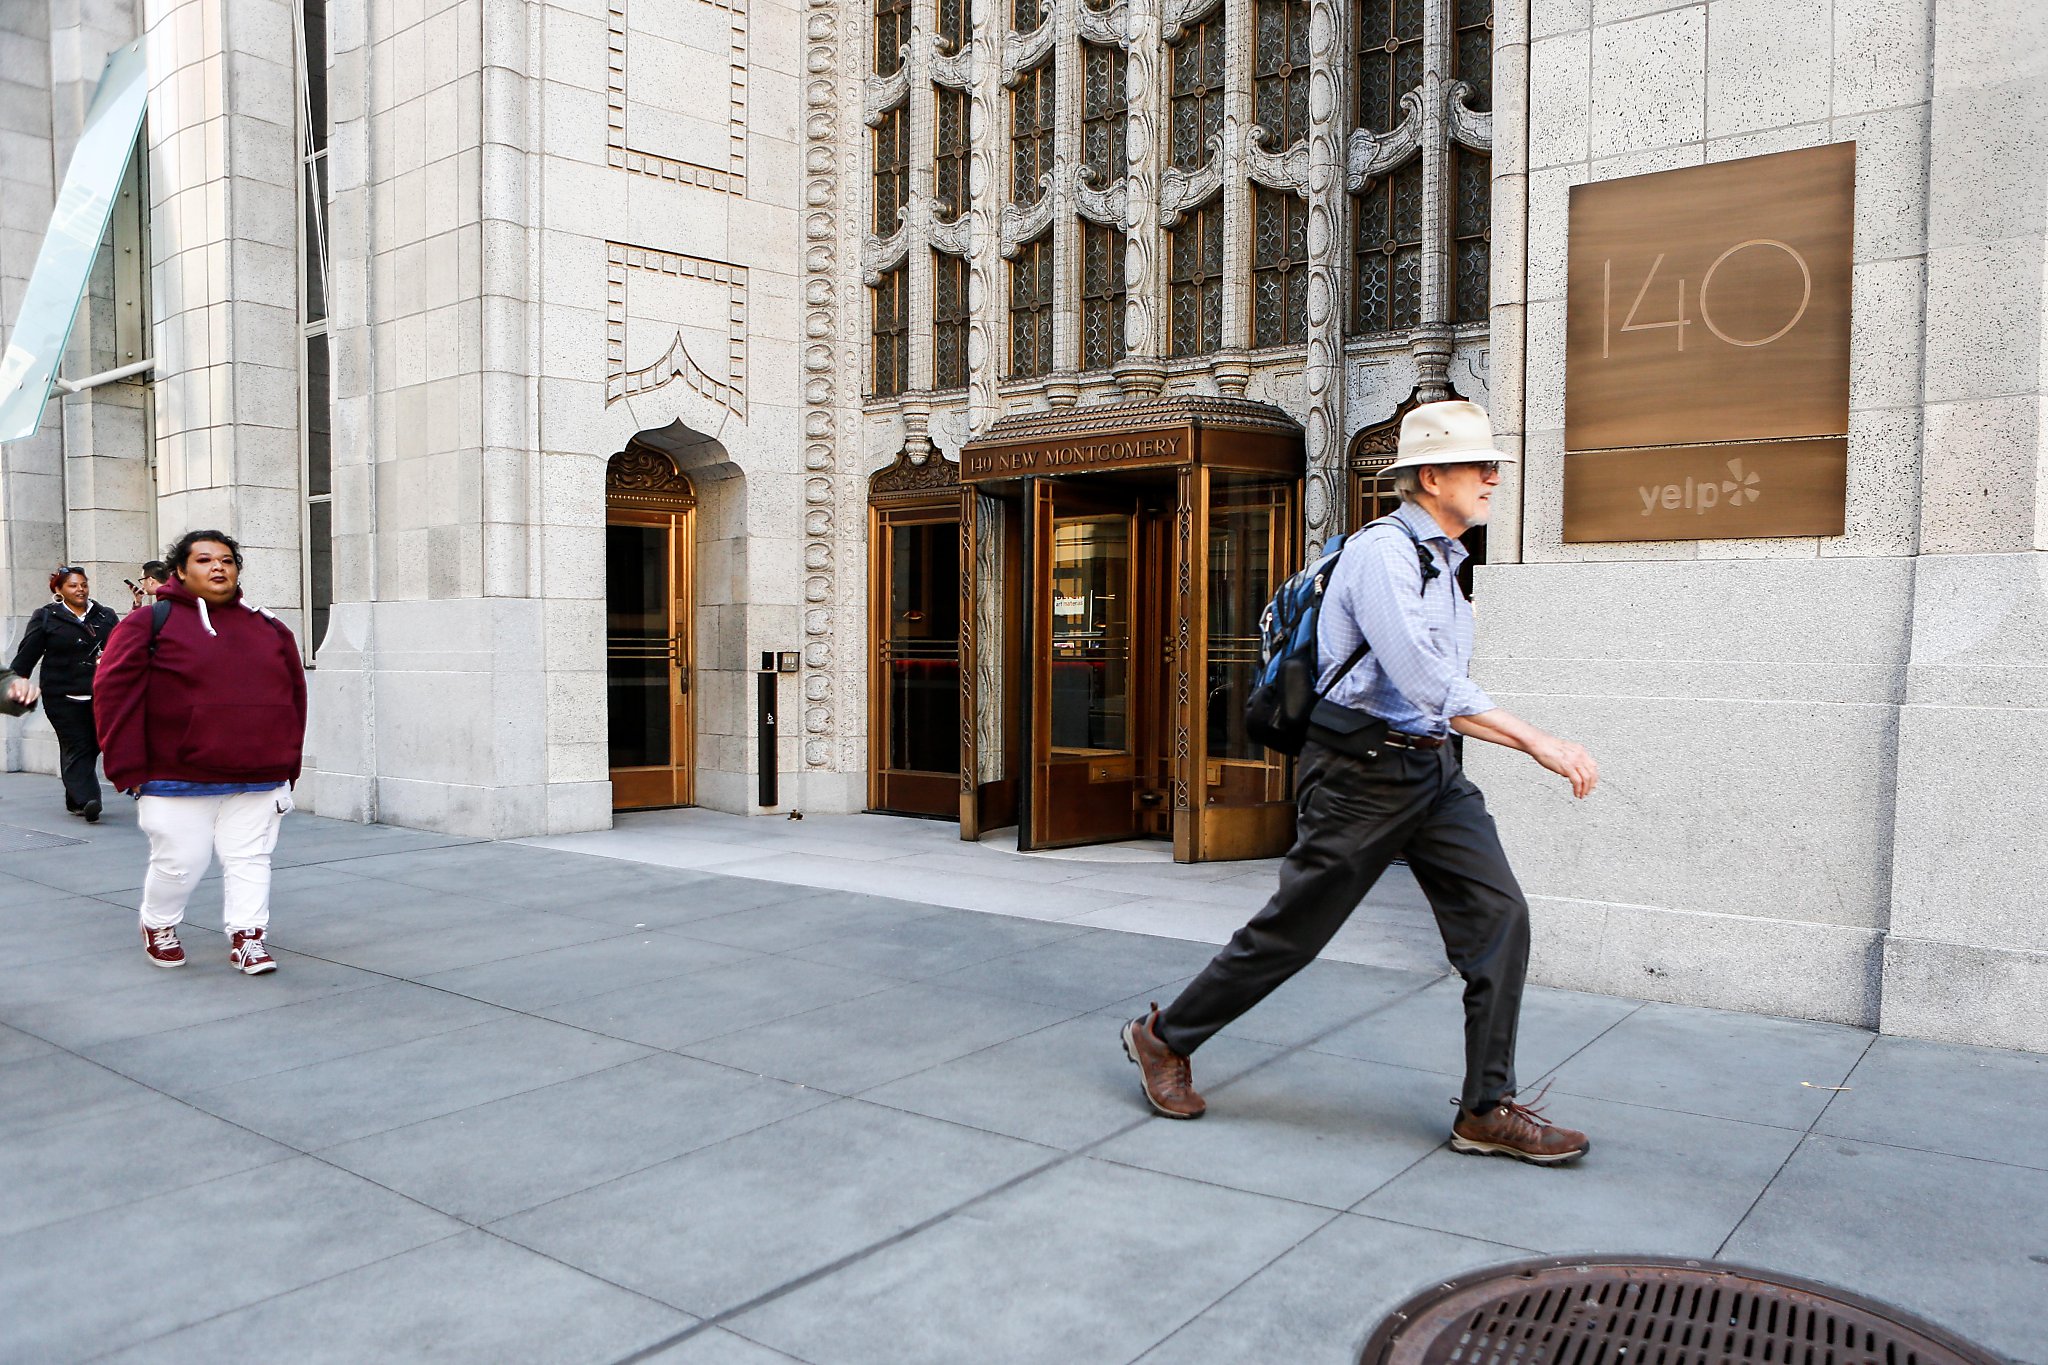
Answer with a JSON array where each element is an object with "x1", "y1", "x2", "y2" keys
[{"x1": 1, "y1": 0, "x2": 2042, "y2": 1050}]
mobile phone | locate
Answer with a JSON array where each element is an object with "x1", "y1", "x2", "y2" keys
[{"x1": 124, "y1": 579, "x2": 138, "y2": 591}]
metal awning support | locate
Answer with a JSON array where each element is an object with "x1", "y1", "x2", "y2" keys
[
  {"x1": 52, "y1": 357, "x2": 154, "y2": 395},
  {"x1": 0, "y1": 39, "x2": 149, "y2": 444}
]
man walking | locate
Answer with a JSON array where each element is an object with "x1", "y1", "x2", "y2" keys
[
  {"x1": 1122, "y1": 401, "x2": 1601, "y2": 1165},
  {"x1": 95, "y1": 531, "x2": 307, "y2": 974}
]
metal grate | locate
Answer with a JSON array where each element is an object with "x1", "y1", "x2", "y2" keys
[
  {"x1": 0, "y1": 822, "x2": 85, "y2": 854},
  {"x1": 1361, "y1": 1258, "x2": 2003, "y2": 1365}
]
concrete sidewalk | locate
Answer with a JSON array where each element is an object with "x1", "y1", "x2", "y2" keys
[{"x1": 1, "y1": 773, "x2": 2043, "y2": 1364}]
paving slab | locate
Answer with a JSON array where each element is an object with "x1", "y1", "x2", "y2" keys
[
  {"x1": 319, "y1": 1052, "x2": 834, "y2": 1223},
  {"x1": 186, "y1": 1013, "x2": 652, "y2": 1149},
  {"x1": 490, "y1": 1099, "x2": 1055, "y2": 1318},
  {"x1": 779, "y1": 905, "x2": 1090, "y2": 980},
  {"x1": 1722, "y1": 1135, "x2": 2048, "y2": 1363},
  {"x1": 642, "y1": 1327, "x2": 808, "y2": 1363},
  {"x1": 0, "y1": 1049, "x2": 165, "y2": 1140},
  {"x1": 1310, "y1": 976, "x2": 1643, "y2": 1083},
  {"x1": 539, "y1": 952, "x2": 903, "y2": 1051},
  {"x1": 1356, "y1": 1094, "x2": 1807, "y2": 1257},
  {"x1": 1133, "y1": 1212, "x2": 1535, "y2": 1365},
  {"x1": 1815, "y1": 1034, "x2": 2048, "y2": 1171},
  {"x1": 731, "y1": 1156, "x2": 1330, "y2": 1365},
  {"x1": 0, "y1": 1155, "x2": 459, "y2": 1363},
  {"x1": 417, "y1": 929, "x2": 762, "y2": 1012},
  {"x1": 666, "y1": 889, "x2": 949, "y2": 954},
  {"x1": 930, "y1": 927, "x2": 1238, "y2": 1011}
]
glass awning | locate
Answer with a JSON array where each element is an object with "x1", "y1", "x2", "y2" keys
[{"x1": 0, "y1": 39, "x2": 148, "y2": 444}]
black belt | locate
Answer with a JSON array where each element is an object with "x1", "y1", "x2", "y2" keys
[{"x1": 1382, "y1": 730, "x2": 1447, "y2": 750}]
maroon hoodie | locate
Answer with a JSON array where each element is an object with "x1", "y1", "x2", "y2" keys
[{"x1": 94, "y1": 580, "x2": 307, "y2": 792}]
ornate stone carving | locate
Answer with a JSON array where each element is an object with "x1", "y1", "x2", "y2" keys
[
  {"x1": 1244, "y1": 124, "x2": 1310, "y2": 195},
  {"x1": 929, "y1": 35, "x2": 976, "y2": 89},
  {"x1": 799, "y1": 0, "x2": 841, "y2": 770},
  {"x1": 1303, "y1": 0, "x2": 1347, "y2": 552},
  {"x1": 605, "y1": 243, "x2": 748, "y2": 419},
  {"x1": 1445, "y1": 78, "x2": 1491, "y2": 152},
  {"x1": 868, "y1": 445, "x2": 960, "y2": 502},
  {"x1": 862, "y1": 217, "x2": 910, "y2": 285},
  {"x1": 1159, "y1": 134, "x2": 1223, "y2": 227},
  {"x1": 999, "y1": 172, "x2": 1060, "y2": 257},
  {"x1": 1160, "y1": 0, "x2": 1223, "y2": 43},
  {"x1": 1077, "y1": 0, "x2": 1130, "y2": 47},
  {"x1": 608, "y1": 0, "x2": 749, "y2": 192},
  {"x1": 929, "y1": 209, "x2": 972, "y2": 256},
  {"x1": 966, "y1": 7, "x2": 1004, "y2": 432},
  {"x1": 1002, "y1": 20, "x2": 1058, "y2": 87},
  {"x1": 606, "y1": 446, "x2": 697, "y2": 497},
  {"x1": 1121, "y1": 0, "x2": 1163, "y2": 362},
  {"x1": 1074, "y1": 168, "x2": 1131, "y2": 229},
  {"x1": 864, "y1": 64, "x2": 911, "y2": 125},
  {"x1": 1346, "y1": 88, "x2": 1424, "y2": 192}
]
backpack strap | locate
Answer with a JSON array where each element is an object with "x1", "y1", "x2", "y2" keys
[
  {"x1": 148, "y1": 599, "x2": 171, "y2": 655},
  {"x1": 1361, "y1": 513, "x2": 1443, "y2": 597}
]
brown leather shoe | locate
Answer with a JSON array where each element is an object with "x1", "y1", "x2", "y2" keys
[
  {"x1": 1450, "y1": 1086, "x2": 1588, "y2": 1165},
  {"x1": 1121, "y1": 1004, "x2": 1205, "y2": 1119}
]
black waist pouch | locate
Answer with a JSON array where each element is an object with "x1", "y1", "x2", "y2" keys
[{"x1": 1305, "y1": 699, "x2": 1389, "y2": 760}]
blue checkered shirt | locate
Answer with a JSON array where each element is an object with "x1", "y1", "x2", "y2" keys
[{"x1": 1315, "y1": 501, "x2": 1496, "y2": 736}]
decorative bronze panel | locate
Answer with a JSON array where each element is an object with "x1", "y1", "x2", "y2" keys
[
  {"x1": 1563, "y1": 438, "x2": 1847, "y2": 543},
  {"x1": 1566, "y1": 143, "x2": 1853, "y2": 453}
]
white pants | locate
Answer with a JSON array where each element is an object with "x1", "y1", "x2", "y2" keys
[{"x1": 137, "y1": 789, "x2": 291, "y2": 933}]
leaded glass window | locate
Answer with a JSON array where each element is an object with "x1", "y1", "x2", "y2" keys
[
  {"x1": 1168, "y1": 203, "x2": 1223, "y2": 357},
  {"x1": 1010, "y1": 234, "x2": 1053, "y2": 377},
  {"x1": 1081, "y1": 221, "x2": 1127, "y2": 371},
  {"x1": 1168, "y1": 19, "x2": 1224, "y2": 173},
  {"x1": 1357, "y1": 0, "x2": 1423, "y2": 135},
  {"x1": 873, "y1": 263, "x2": 909, "y2": 397},
  {"x1": 1012, "y1": 62, "x2": 1055, "y2": 204},
  {"x1": 934, "y1": 250, "x2": 969, "y2": 390},
  {"x1": 874, "y1": 104, "x2": 908, "y2": 236},
  {"x1": 935, "y1": 86, "x2": 969, "y2": 220},
  {"x1": 1251, "y1": 188, "x2": 1308, "y2": 348},
  {"x1": 1452, "y1": 147, "x2": 1489, "y2": 323},
  {"x1": 1352, "y1": 160, "x2": 1423, "y2": 334},
  {"x1": 1081, "y1": 42, "x2": 1127, "y2": 187},
  {"x1": 936, "y1": 0, "x2": 967, "y2": 54},
  {"x1": 875, "y1": 0, "x2": 910, "y2": 76},
  {"x1": 1253, "y1": 0, "x2": 1310, "y2": 149},
  {"x1": 1013, "y1": 0, "x2": 1044, "y2": 34},
  {"x1": 1453, "y1": 0, "x2": 1492, "y2": 111}
]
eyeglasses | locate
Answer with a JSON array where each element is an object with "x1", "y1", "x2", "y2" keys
[{"x1": 54, "y1": 566, "x2": 85, "y2": 578}]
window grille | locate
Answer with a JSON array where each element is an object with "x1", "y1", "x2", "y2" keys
[
  {"x1": 1453, "y1": 0, "x2": 1492, "y2": 110},
  {"x1": 1013, "y1": 0, "x2": 1044, "y2": 34},
  {"x1": 1168, "y1": 203, "x2": 1223, "y2": 357},
  {"x1": 1251, "y1": 187, "x2": 1308, "y2": 348},
  {"x1": 1081, "y1": 221, "x2": 1127, "y2": 371},
  {"x1": 873, "y1": 263, "x2": 909, "y2": 397},
  {"x1": 874, "y1": 104, "x2": 909, "y2": 236},
  {"x1": 936, "y1": 0, "x2": 967, "y2": 54},
  {"x1": 875, "y1": 0, "x2": 910, "y2": 76},
  {"x1": 1253, "y1": 0, "x2": 1310, "y2": 149},
  {"x1": 1009, "y1": 235, "x2": 1054, "y2": 377},
  {"x1": 934, "y1": 251, "x2": 969, "y2": 390},
  {"x1": 1353, "y1": 159, "x2": 1423, "y2": 334},
  {"x1": 1081, "y1": 42, "x2": 1128, "y2": 186},
  {"x1": 1011, "y1": 63, "x2": 1055, "y2": 205},
  {"x1": 1357, "y1": 0, "x2": 1424, "y2": 135},
  {"x1": 935, "y1": 86, "x2": 969, "y2": 220},
  {"x1": 1452, "y1": 147, "x2": 1490, "y2": 323},
  {"x1": 1168, "y1": 18, "x2": 1224, "y2": 173}
]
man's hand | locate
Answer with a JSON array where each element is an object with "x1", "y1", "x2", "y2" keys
[
  {"x1": 1452, "y1": 708, "x2": 1600, "y2": 799},
  {"x1": 6, "y1": 678, "x2": 39, "y2": 707},
  {"x1": 1529, "y1": 735, "x2": 1599, "y2": 799}
]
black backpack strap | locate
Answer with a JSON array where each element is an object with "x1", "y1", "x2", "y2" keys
[
  {"x1": 1362, "y1": 513, "x2": 1443, "y2": 596},
  {"x1": 148, "y1": 599, "x2": 171, "y2": 655}
]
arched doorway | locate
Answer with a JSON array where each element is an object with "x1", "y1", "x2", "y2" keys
[{"x1": 606, "y1": 443, "x2": 697, "y2": 810}]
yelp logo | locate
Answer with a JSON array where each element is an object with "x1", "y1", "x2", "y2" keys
[{"x1": 1638, "y1": 458, "x2": 1761, "y2": 517}]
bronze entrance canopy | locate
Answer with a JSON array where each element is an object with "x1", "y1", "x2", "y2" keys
[{"x1": 958, "y1": 397, "x2": 1304, "y2": 863}]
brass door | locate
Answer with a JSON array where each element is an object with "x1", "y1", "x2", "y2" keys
[
  {"x1": 606, "y1": 508, "x2": 696, "y2": 810},
  {"x1": 870, "y1": 506, "x2": 963, "y2": 817},
  {"x1": 1025, "y1": 481, "x2": 1171, "y2": 849}
]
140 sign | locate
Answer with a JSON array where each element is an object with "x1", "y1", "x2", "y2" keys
[{"x1": 1564, "y1": 143, "x2": 1852, "y2": 455}]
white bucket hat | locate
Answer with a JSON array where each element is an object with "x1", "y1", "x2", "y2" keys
[{"x1": 1384, "y1": 400, "x2": 1518, "y2": 472}]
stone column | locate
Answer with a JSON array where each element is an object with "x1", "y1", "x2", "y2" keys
[
  {"x1": 1408, "y1": 0, "x2": 1452, "y2": 399},
  {"x1": 904, "y1": 15, "x2": 935, "y2": 390},
  {"x1": 1301, "y1": 0, "x2": 1347, "y2": 551},
  {"x1": 1216, "y1": 0, "x2": 1249, "y2": 354},
  {"x1": 1114, "y1": 0, "x2": 1166, "y2": 396},
  {"x1": 966, "y1": 0, "x2": 1005, "y2": 430},
  {"x1": 1048, "y1": 0, "x2": 1081, "y2": 379}
]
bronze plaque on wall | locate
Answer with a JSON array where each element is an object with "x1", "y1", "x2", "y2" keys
[{"x1": 1563, "y1": 143, "x2": 1854, "y2": 541}]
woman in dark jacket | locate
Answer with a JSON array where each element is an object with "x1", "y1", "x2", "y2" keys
[{"x1": 10, "y1": 567, "x2": 122, "y2": 820}]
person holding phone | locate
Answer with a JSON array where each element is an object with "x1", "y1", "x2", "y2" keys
[
  {"x1": 8, "y1": 567, "x2": 121, "y2": 821},
  {"x1": 126, "y1": 560, "x2": 170, "y2": 613}
]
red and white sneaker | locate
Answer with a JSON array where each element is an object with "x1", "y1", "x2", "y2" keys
[
  {"x1": 229, "y1": 928, "x2": 277, "y2": 976},
  {"x1": 142, "y1": 923, "x2": 186, "y2": 968}
]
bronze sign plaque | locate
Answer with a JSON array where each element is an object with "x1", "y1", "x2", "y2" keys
[
  {"x1": 961, "y1": 431, "x2": 1184, "y2": 482},
  {"x1": 1564, "y1": 143, "x2": 1854, "y2": 541},
  {"x1": 1563, "y1": 437, "x2": 1846, "y2": 542}
]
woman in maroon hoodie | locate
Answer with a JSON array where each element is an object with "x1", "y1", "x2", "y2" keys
[{"x1": 95, "y1": 531, "x2": 306, "y2": 974}]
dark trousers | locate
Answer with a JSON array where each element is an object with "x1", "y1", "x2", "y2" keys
[
  {"x1": 1157, "y1": 738, "x2": 1531, "y2": 1113},
  {"x1": 41, "y1": 695, "x2": 102, "y2": 811}
]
